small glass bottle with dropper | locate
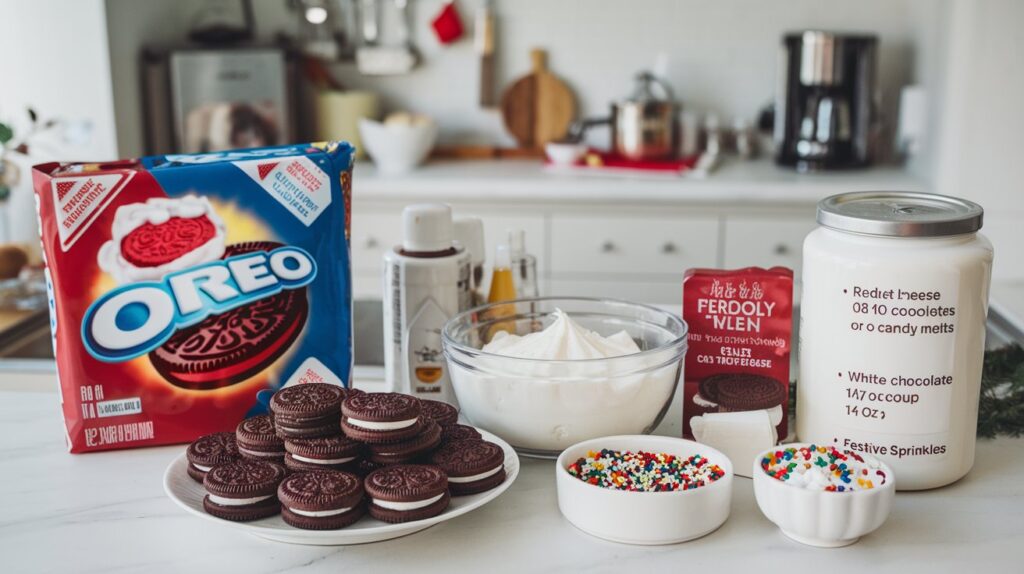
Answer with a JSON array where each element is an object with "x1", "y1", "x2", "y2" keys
[{"x1": 508, "y1": 229, "x2": 538, "y2": 298}]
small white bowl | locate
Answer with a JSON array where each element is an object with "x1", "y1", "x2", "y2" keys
[
  {"x1": 752, "y1": 443, "x2": 896, "y2": 547},
  {"x1": 545, "y1": 141, "x2": 587, "y2": 166},
  {"x1": 556, "y1": 435, "x2": 733, "y2": 545},
  {"x1": 359, "y1": 118, "x2": 438, "y2": 174}
]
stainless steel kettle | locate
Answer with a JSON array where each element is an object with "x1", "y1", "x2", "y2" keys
[{"x1": 570, "y1": 72, "x2": 679, "y2": 161}]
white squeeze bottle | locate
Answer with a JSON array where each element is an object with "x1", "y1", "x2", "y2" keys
[{"x1": 383, "y1": 204, "x2": 471, "y2": 406}]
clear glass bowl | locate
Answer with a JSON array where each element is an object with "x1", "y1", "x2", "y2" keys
[{"x1": 442, "y1": 297, "x2": 688, "y2": 458}]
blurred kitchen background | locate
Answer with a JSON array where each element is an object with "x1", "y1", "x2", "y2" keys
[{"x1": 1, "y1": 0, "x2": 1023, "y2": 382}]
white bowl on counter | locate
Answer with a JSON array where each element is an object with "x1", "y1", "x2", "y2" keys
[
  {"x1": 752, "y1": 443, "x2": 896, "y2": 547},
  {"x1": 555, "y1": 435, "x2": 733, "y2": 545},
  {"x1": 359, "y1": 118, "x2": 438, "y2": 175},
  {"x1": 442, "y1": 297, "x2": 688, "y2": 458},
  {"x1": 544, "y1": 141, "x2": 587, "y2": 166}
]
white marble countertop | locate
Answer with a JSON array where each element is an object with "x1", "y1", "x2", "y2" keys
[
  {"x1": 4, "y1": 389, "x2": 1024, "y2": 573},
  {"x1": 354, "y1": 158, "x2": 924, "y2": 206}
]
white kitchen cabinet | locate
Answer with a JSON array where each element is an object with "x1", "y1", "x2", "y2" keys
[
  {"x1": 550, "y1": 214, "x2": 719, "y2": 275},
  {"x1": 350, "y1": 211, "x2": 403, "y2": 274},
  {"x1": 548, "y1": 278, "x2": 683, "y2": 306},
  {"x1": 722, "y1": 215, "x2": 817, "y2": 279}
]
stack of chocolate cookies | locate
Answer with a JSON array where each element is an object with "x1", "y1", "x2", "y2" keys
[{"x1": 184, "y1": 384, "x2": 508, "y2": 530}]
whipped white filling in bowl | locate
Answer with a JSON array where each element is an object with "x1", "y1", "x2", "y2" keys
[{"x1": 443, "y1": 298, "x2": 687, "y2": 456}]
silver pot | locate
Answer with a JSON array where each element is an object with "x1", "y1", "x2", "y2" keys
[{"x1": 570, "y1": 72, "x2": 679, "y2": 161}]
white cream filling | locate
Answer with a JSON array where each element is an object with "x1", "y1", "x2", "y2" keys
[
  {"x1": 191, "y1": 462, "x2": 213, "y2": 472},
  {"x1": 207, "y1": 494, "x2": 274, "y2": 506},
  {"x1": 291, "y1": 454, "x2": 356, "y2": 465},
  {"x1": 238, "y1": 446, "x2": 285, "y2": 458},
  {"x1": 448, "y1": 465, "x2": 503, "y2": 484},
  {"x1": 288, "y1": 506, "x2": 353, "y2": 517},
  {"x1": 373, "y1": 493, "x2": 444, "y2": 511},
  {"x1": 347, "y1": 417, "x2": 418, "y2": 431}
]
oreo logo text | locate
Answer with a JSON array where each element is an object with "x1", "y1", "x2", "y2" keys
[{"x1": 83, "y1": 246, "x2": 316, "y2": 362}]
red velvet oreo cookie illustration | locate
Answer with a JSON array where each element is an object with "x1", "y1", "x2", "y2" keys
[
  {"x1": 121, "y1": 214, "x2": 218, "y2": 267},
  {"x1": 149, "y1": 241, "x2": 310, "y2": 390},
  {"x1": 98, "y1": 195, "x2": 226, "y2": 284}
]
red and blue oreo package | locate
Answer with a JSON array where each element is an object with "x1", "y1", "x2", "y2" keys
[{"x1": 33, "y1": 142, "x2": 354, "y2": 453}]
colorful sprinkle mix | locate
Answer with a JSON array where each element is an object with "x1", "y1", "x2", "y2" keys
[
  {"x1": 761, "y1": 445, "x2": 888, "y2": 491},
  {"x1": 566, "y1": 449, "x2": 726, "y2": 492}
]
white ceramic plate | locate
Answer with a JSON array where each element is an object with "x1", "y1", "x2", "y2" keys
[{"x1": 164, "y1": 428, "x2": 520, "y2": 545}]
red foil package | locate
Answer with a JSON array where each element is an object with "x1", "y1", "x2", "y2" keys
[{"x1": 682, "y1": 267, "x2": 794, "y2": 440}]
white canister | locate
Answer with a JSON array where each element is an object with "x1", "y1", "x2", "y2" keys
[
  {"x1": 798, "y1": 191, "x2": 993, "y2": 490},
  {"x1": 383, "y1": 204, "x2": 471, "y2": 406}
]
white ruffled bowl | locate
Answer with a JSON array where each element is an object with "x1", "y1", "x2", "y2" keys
[{"x1": 752, "y1": 443, "x2": 896, "y2": 547}]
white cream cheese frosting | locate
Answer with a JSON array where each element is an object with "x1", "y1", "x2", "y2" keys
[
  {"x1": 482, "y1": 308, "x2": 641, "y2": 359},
  {"x1": 452, "y1": 308, "x2": 680, "y2": 451}
]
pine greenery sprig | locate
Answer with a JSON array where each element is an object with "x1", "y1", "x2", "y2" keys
[
  {"x1": 977, "y1": 344, "x2": 1024, "y2": 438},
  {"x1": 788, "y1": 344, "x2": 1024, "y2": 439}
]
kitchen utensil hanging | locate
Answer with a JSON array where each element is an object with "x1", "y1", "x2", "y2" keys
[
  {"x1": 356, "y1": 0, "x2": 418, "y2": 75},
  {"x1": 500, "y1": 49, "x2": 576, "y2": 149}
]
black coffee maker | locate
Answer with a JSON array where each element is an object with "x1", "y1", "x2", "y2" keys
[{"x1": 775, "y1": 31, "x2": 878, "y2": 171}]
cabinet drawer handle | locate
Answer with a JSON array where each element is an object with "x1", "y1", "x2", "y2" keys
[
  {"x1": 774, "y1": 243, "x2": 790, "y2": 256},
  {"x1": 661, "y1": 242, "x2": 678, "y2": 254},
  {"x1": 600, "y1": 241, "x2": 616, "y2": 253}
]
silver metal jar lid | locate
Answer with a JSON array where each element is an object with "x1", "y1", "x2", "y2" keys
[{"x1": 817, "y1": 191, "x2": 984, "y2": 237}]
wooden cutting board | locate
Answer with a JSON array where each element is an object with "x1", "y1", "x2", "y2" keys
[{"x1": 500, "y1": 49, "x2": 576, "y2": 148}]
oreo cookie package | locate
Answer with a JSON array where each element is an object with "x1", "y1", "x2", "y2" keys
[{"x1": 33, "y1": 142, "x2": 355, "y2": 453}]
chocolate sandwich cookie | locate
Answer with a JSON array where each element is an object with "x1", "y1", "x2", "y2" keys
[
  {"x1": 149, "y1": 241, "x2": 309, "y2": 390},
  {"x1": 236, "y1": 415, "x2": 286, "y2": 463},
  {"x1": 700, "y1": 373, "x2": 786, "y2": 412},
  {"x1": 278, "y1": 470, "x2": 366, "y2": 530},
  {"x1": 368, "y1": 419, "x2": 442, "y2": 465},
  {"x1": 430, "y1": 439, "x2": 506, "y2": 496},
  {"x1": 440, "y1": 424, "x2": 482, "y2": 445},
  {"x1": 419, "y1": 400, "x2": 458, "y2": 427},
  {"x1": 202, "y1": 459, "x2": 287, "y2": 522},
  {"x1": 365, "y1": 464, "x2": 450, "y2": 523},
  {"x1": 186, "y1": 432, "x2": 240, "y2": 483},
  {"x1": 342, "y1": 392, "x2": 423, "y2": 444},
  {"x1": 285, "y1": 434, "x2": 363, "y2": 472},
  {"x1": 271, "y1": 383, "x2": 345, "y2": 439}
]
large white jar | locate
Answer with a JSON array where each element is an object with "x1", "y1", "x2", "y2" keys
[{"x1": 798, "y1": 192, "x2": 993, "y2": 490}]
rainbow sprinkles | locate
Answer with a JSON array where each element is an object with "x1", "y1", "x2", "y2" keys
[{"x1": 761, "y1": 445, "x2": 888, "y2": 492}]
